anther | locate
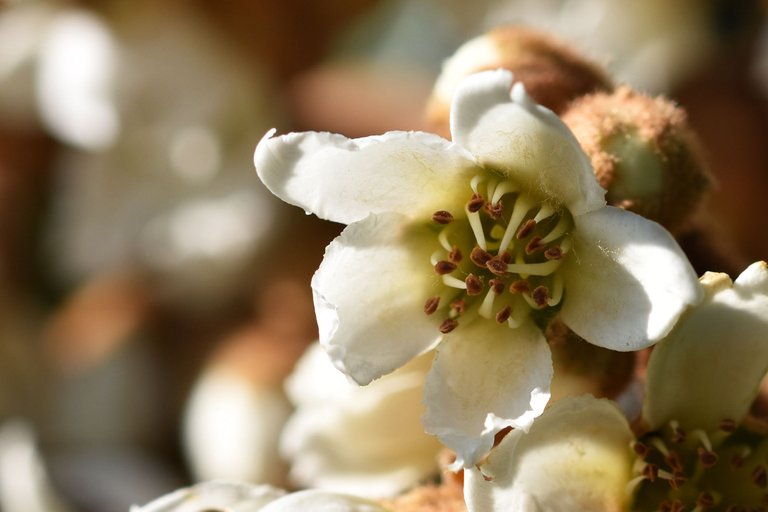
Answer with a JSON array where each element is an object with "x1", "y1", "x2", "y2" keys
[
  {"x1": 670, "y1": 421, "x2": 686, "y2": 443},
  {"x1": 660, "y1": 500, "x2": 685, "y2": 512},
  {"x1": 434, "y1": 260, "x2": 457, "y2": 275},
  {"x1": 449, "y1": 246, "x2": 463, "y2": 263},
  {"x1": 642, "y1": 463, "x2": 659, "y2": 482},
  {"x1": 486, "y1": 257, "x2": 509, "y2": 276},
  {"x1": 698, "y1": 447, "x2": 719, "y2": 468},
  {"x1": 544, "y1": 246, "x2": 563, "y2": 260},
  {"x1": 499, "y1": 251, "x2": 512, "y2": 263},
  {"x1": 495, "y1": 305, "x2": 512, "y2": 324},
  {"x1": 470, "y1": 246, "x2": 493, "y2": 267},
  {"x1": 696, "y1": 491, "x2": 715, "y2": 509},
  {"x1": 489, "y1": 279, "x2": 505, "y2": 295},
  {"x1": 661, "y1": 471, "x2": 687, "y2": 490},
  {"x1": 525, "y1": 236, "x2": 545, "y2": 254},
  {"x1": 509, "y1": 280, "x2": 530, "y2": 294},
  {"x1": 753, "y1": 464, "x2": 768, "y2": 488},
  {"x1": 516, "y1": 219, "x2": 537, "y2": 239},
  {"x1": 424, "y1": 296, "x2": 440, "y2": 315},
  {"x1": 450, "y1": 299, "x2": 466, "y2": 316},
  {"x1": 467, "y1": 193, "x2": 485, "y2": 213},
  {"x1": 719, "y1": 419, "x2": 738, "y2": 433},
  {"x1": 465, "y1": 274, "x2": 483, "y2": 296},
  {"x1": 485, "y1": 202, "x2": 504, "y2": 219},
  {"x1": 731, "y1": 447, "x2": 751, "y2": 470},
  {"x1": 666, "y1": 451, "x2": 683, "y2": 473},
  {"x1": 532, "y1": 286, "x2": 550, "y2": 307},
  {"x1": 439, "y1": 319, "x2": 459, "y2": 334},
  {"x1": 632, "y1": 441, "x2": 650, "y2": 459},
  {"x1": 432, "y1": 210, "x2": 454, "y2": 224}
]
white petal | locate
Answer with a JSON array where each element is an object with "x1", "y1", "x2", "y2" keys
[
  {"x1": 312, "y1": 212, "x2": 443, "y2": 385},
  {"x1": 259, "y1": 490, "x2": 388, "y2": 512},
  {"x1": 281, "y1": 344, "x2": 442, "y2": 498},
  {"x1": 255, "y1": 129, "x2": 477, "y2": 224},
  {"x1": 560, "y1": 206, "x2": 702, "y2": 351},
  {"x1": 422, "y1": 319, "x2": 551, "y2": 468},
  {"x1": 464, "y1": 396, "x2": 634, "y2": 512},
  {"x1": 450, "y1": 70, "x2": 605, "y2": 216},
  {"x1": 644, "y1": 262, "x2": 768, "y2": 432},
  {"x1": 130, "y1": 481, "x2": 285, "y2": 512}
]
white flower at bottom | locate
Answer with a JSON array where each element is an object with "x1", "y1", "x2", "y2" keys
[
  {"x1": 130, "y1": 481, "x2": 388, "y2": 512},
  {"x1": 255, "y1": 69, "x2": 702, "y2": 467}
]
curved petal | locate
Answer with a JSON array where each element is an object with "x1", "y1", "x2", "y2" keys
[
  {"x1": 312, "y1": 212, "x2": 443, "y2": 385},
  {"x1": 422, "y1": 319, "x2": 551, "y2": 468},
  {"x1": 255, "y1": 129, "x2": 477, "y2": 224},
  {"x1": 130, "y1": 480, "x2": 285, "y2": 512},
  {"x1": 560, "y1": 206, "x2": 702, "y2": 351},
  {"x1": 450, "y1": 70, "x2": 605, "y2": 216},
  {"x1": 260, "y1": 490, "x2": 387, "y2": 512},
  {"x1": 644, "y1": 262, "x2": 768, "y2": 432},
  {"x1": 464, "y1": 396, "x2": 634, "y2": 512},
  {"x1": 281, "y1": 344, "x2": 442, "y2": 498}
]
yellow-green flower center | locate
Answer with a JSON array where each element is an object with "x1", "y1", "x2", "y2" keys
[{"x1": 423, "y1": 173, "x2": 573, "y2": 333}]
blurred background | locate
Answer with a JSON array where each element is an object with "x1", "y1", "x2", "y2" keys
[{"x1": 0, "y1": 0, "x2": 767, "y2": 510}]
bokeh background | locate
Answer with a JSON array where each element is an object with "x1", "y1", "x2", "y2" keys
[{"x1": 0, "y1": 0, "x2": 767, "y2": 510}]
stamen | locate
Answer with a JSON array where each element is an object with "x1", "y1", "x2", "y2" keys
[
  {"x1": 488, "y1": 279, "x2": 505, "y2": 294},
  {"x1": 442, "y1": 275, "x2": 467, "y2": 289},
  {"x1": 439, "y1": 319, "x2": 459, "y2": 334},
  {"x1": 642, "y1": 463, "x2": 659, "y2": 482},
  {"x1": 491, "y1": 180, "x2": 519, "y2": 204},
  {"x1": 544, "y1": 245, "x2": 563, "y2": 260},
  {"x1": 516, "y1": 219, "x2": 537, "y2": 239},
  {"x1": 753, "y1": 464, "x2": 768, "y2": 489},
  {"x1": 485, "y1": 178, "x2": 499, "y2": 203},
  {"x1": 486, "y1": 257, "x2": 509, "y2": 276},
  {"x1": 505, "y1": 259, "x2": 562, "y2": 276},
  {"x1": 507, "y1": 299, "x2": 531, "y2": 328},
  {"x1": 485, "y1": 202, "x2": 504, "y2": 219},
  {"x1": 531, "y1": 286, "x2": 549, "y2": 307},
  {"x1": 470, "y1": 246, "x2": 493, "y2": 267},
  {"x1": 434, "y1": 260, "x2": 457, "y2": 275},
  {"x1": 450, "y1": 299, "x2": 466, "y2": 316},
  {"x1": 467, "y1": 210, "x2": 487, "y2": 251},
  {"x1": 650, "y1": 437, "x2": 671, "y2": 457},
  {"x1": 432, "y1": 210, "x2": 454, "y2": 224},
  {"x1": 449, "y1": 246, "x2": 463, "y2": 263},
  {"x1": 467, "y1": 193, "x2": 485, "y2": 213},
  {"x1": 670, "y1": 420, "x2": 686, "y2": 443},
  {"x1": 525, "y1": 236, "x2": 545, "y2": 254},
  {"x1": 509, "y1": 280, "x2": 530, "y2": 294},
  {"x1": 533, "y1": 203, "x2": 555, "y2": 222},
  {"x1": 658, "y1": 469, "x2": 687, "y2": 490},
  {"x1": 692, "y1": 428, "x2": 713, "y2": 452},
  {"x1": 499, "y1": 195, "x2": 535, "y2": 252},
  {"x1": 698, "y1": 447, "x2": 718, "y2": 468},
  {"x1": 547, "y1": 273, "x2": 564, "y2": 307},
  {"x1": 470, "y1": 174, "x2": 484, "y2": 194},
  {"x1": 541, "y1": 214, "x2": 569, "y2": 244},
  {"x1": 665, "y1": 451, "x2": 683, "y2": 473},
  {"x1": 695, "y1": 491, "x2": 716, "y2": 510},
  {"x1": 495, "y1": 305, "x2": 512, "y2": 323},
  {"x1": 424, "y1": 296, "x2": 440, "y2": 315},
  {"x1": 660, "y1": 499, "x2": 685, "y2": 512},
  {"x1": 632, "y1": 441, "x2": 650, "y2": 459},
  {"x1": 731, "y1": 447, "x2": 751, "y2": 470},
  {"x1": 478, "y1": 289, "x2": 497, "y2": 319},
  {"x1": 465, "y1": 274, "x2": 483, "y2": 296},
  {"x1": 438, "y1": 229, "x2": 452, "y2": 252}
]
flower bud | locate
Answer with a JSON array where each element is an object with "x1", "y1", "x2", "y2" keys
[
  {"x1": 426, "y1": 25, "x2": 613, "y2": 138},
  {"x1": 562, "y1": 86, "x2": 713, "y2": 234}
]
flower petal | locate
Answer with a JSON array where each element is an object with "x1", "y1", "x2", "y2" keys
[
  {"x1": 644, "y1": 262, "x2": 768, "y2": 432},
  {"x1": 450, "y1": 69, "x2": 605, "y2": 216},
  {"x1": 130, "y1": 480, "x2": 285, "y2": 512},
  {"x1": 255, "y1": 129, "x2": 477, "y2": 224},
  {"x1": 281, "y1": 344, "x2": 442, "y2": 498},
  {"x1": 422, "y1": 319, "x2": 551, "y2": 468},
  {"x1": 259, "y1": 490, "x2": 388, "y2": 512},
  {"x1": 312, "y1": 212, "x2": 443, "y2": 385},
  {"x1": 464, "y1": 396, "x2": 634, "y2": 512},
  {"x1": 560, "y1": 206, "x2": 702, "y2": 351}
]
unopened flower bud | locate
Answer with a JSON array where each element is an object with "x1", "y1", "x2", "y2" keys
[
  {"x1": 562, "y1": 86, "x2": 713, "y2": 234},
  {"x1": 426, "y1": 26, "x2": 613, "y2": 138}
]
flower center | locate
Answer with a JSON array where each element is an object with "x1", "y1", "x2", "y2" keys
[
  {"x1": 629, "y1": 419, "x2": 768, "y2": 511},
  {"x1": 423, "y1": 173, "x2": 573, "y2": 333}
]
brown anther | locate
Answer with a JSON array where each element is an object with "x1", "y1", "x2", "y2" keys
[
  {"x1": 489, "y1": 279, "x2": 505, "y2": 294},
  {"x1": 660, "y1": 500, "x2": 684, "y2": 512},
  {"x1": 642, "y1": 463, "x2": 659, "y2": 482},
  {"x1": 465, "y1": 274, "x2": 483, "y2": 296},
  {"x1": 698, "y1": 447, "x2": 719, "y2": 468},
  {"x1": 525, "y1": 236, "x2": 545, "y2": 254},
  {"x1": 668, "y1": 473, "x2": 687, "y2": 490},
  {"x1": 670, "y1": 426, "x2": 686, "y2": 444},
  {"x1": 719, "y1": 418, "x2": 738, "y2": 433},
  {"x1": 495, "y1": 305, "x2": 512, "y2": 323},
  {"x1": 500, "y1": 251, "x2": 512, "y2": 263},
  {"x1": 467, "y1": 193, "x2": 485, "y2": 213},
  {"x1": 485, "y1": 202, "x2": 504, "y2": 219},
  {"x1": 450, "y1": 299, "x2": 466, "y2": 315},
  {"x1": 753, "y1": 465, "x2": 768, "y2": 489},
  {"x1": 486, "y1": 257, "x2": 508, "y2": 276},
  {"x1": 632, "y1": 442, "x2": 650, "y2": 459},
  {"x1": 435, "y1": 260, "x2": 458, "y2": 275},
  {"x1": 666, "y1": 451, "x2": 683, "y2": 472},
  {"x1": 424, "y1": 296, "x2": 440, "y2": 315},
  {"x1": 516, "y1": 218, "x2": 537, "y2": 239},
  {"x1": 731, "y1": 454, "x2": 746, "y2": 470},
  {"x1": 470, "y1": 246, "x2": 493, "y2": 267},
  {"x1": 532, "y1": 286, "x2": 550, "y2": 307},
  {"x1": 448, "y1": 246, "x2": 463, "y2": 263},
  {"x1": 697, "y1": 491, "x2": 715, "y2": 509},
  {"x1": 544, "y1": 246, "x2": 563, "y2": 260},
  {"x1": 439, "y1": 318, "x2": 459, "y2": 334},
  {"x1": 432, "y1": 210, "x2": 454, "y2": 224},
  {"x1": 509, "y1": 280, "x2": 530, "y2": 294}
]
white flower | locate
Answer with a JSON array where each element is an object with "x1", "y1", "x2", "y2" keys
[
  {"x1": 130, "y1": 480, "x2": 388, "y2": 512},
  {"x1": 254, "y1": 69, "x2": 702, "y2": 467},
  {"x1": 281, "y1": 343, "x2": 443, "y2": 498},
  {"x1": 465, "y1": 262, "x2": 768, "y2": 511}
]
